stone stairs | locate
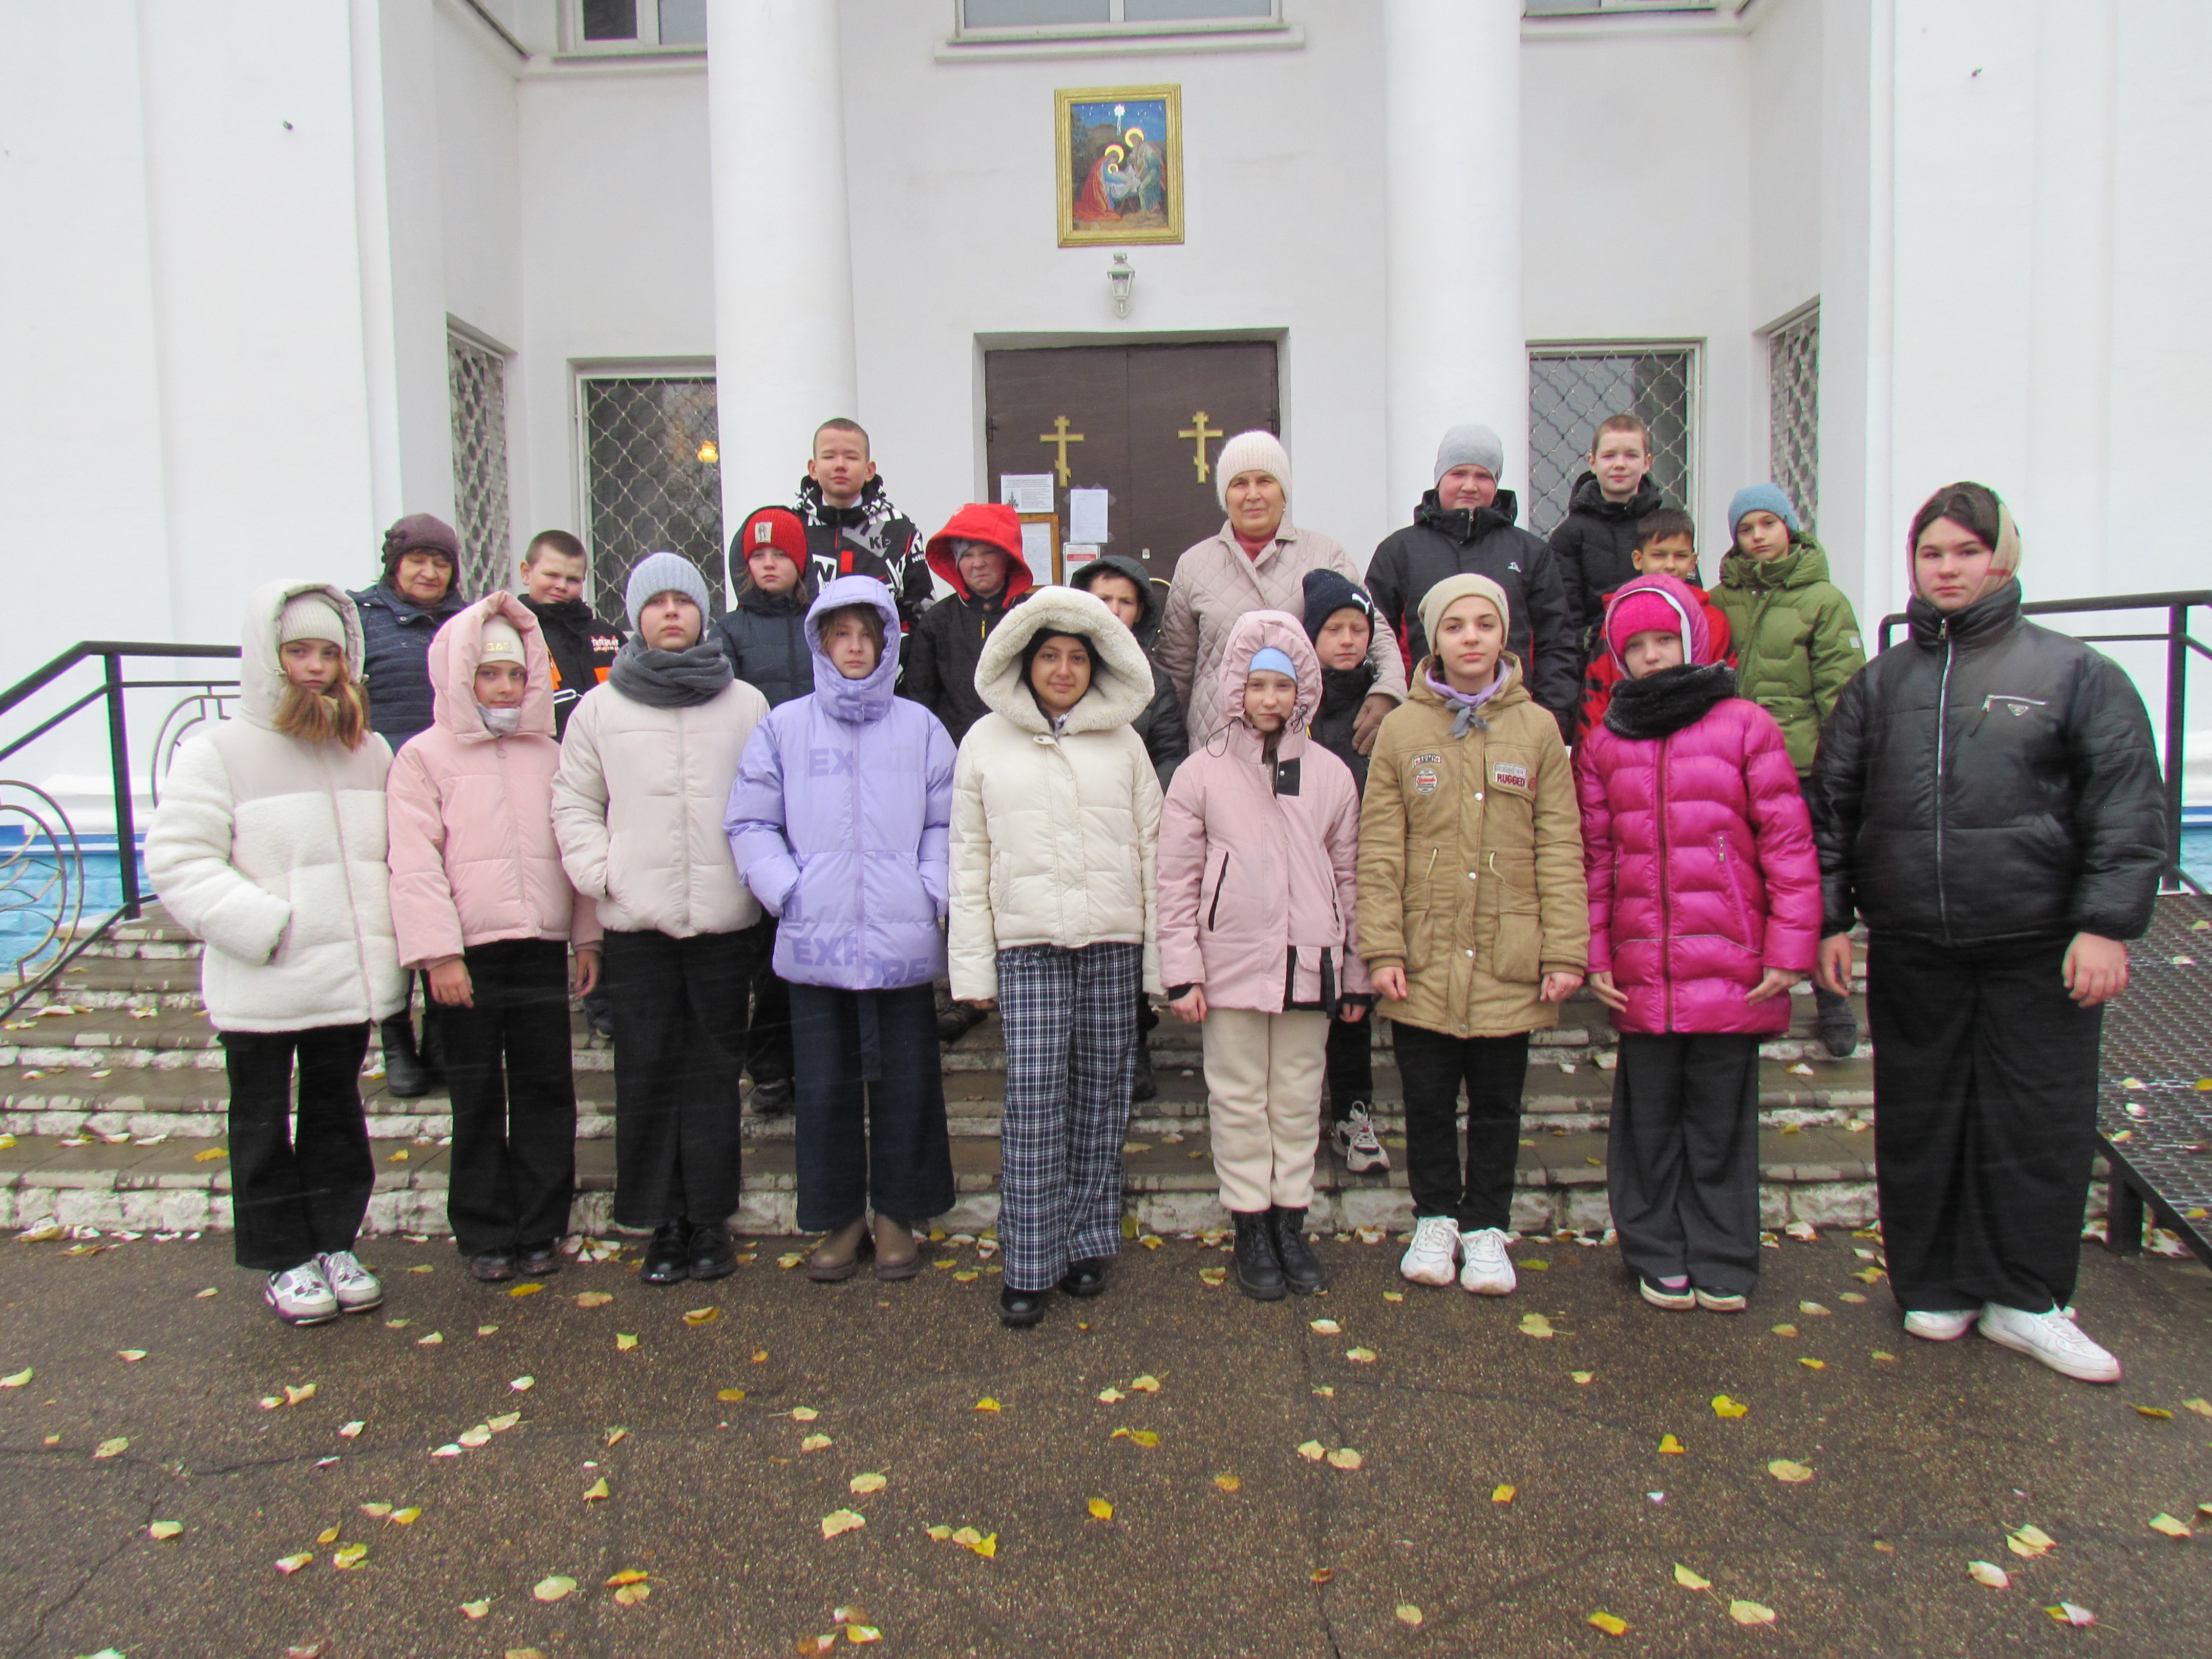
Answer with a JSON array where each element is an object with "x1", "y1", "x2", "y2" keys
[{"x1": 0, "y1": 907, "x2": 1885, "y2": 1240}]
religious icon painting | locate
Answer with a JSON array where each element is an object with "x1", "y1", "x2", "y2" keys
[{"x1": 1056, "y1": 85, "x2": 1183, "y2": 247}]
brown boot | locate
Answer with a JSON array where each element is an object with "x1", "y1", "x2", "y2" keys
[
  {"x1": 872, "y1": 1213, "x2": 920, "y2": 1281},
  {"x1": 807, "y1": 1218, "x2": 871, "y2": 1282}
]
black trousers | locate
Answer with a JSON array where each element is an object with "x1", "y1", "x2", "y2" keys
[
  {"x1": 428, "y1": 939, "x2": 577, "y2": 1257},
  {"x1": 1608, "y1": 1032, "x2": 1762, "y2": 1295},
  {"x1": 1867, "y1": 932, "x2": 2103, "y2": 1313},
  {"x1": 602, "y1": 922, "x2": 765, "y2": 1230},
  {"x1": 788, "y1": 982, "x2": 956, "y2": 1232},
  {"x1": 1326, "y1": 1012, "x2": 1375, "y2": 1121},
  {"x1": 748, "y1": 925, "x2": 794, "y2": 1087},
  {"x1": 1393, "y1": 1023, "x2": 1529, "y2": 1230},
  {"x1": 221, "y1": 1023, "x2": 374, "y2": 1272}
]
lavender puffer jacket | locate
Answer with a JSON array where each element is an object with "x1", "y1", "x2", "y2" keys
[
  {"x1": 1573, "y1": 582, "x2": 1820, "y2": 1035},
  {"x1": 724, "y1": 577, "x2": 958, "y2": 990}
]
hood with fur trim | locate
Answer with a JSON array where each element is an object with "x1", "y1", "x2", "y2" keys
[
  {"x1": 429, "y1": 592, "x2": 556, "y2": 743},
  {"x1": 238, "y1": 579, "x2": 365, "y2": 731},
  {"x1": 973, "y1": 585, "x2": 1154, "y2": 736}
]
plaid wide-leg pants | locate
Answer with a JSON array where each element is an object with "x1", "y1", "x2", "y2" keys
[{"x1": 995, "y1": 941, "x2": 1141, "y2": 1293}]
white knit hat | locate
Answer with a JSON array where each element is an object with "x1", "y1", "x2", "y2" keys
[
  {"x1": 477, "y1": 616, "x2": 524, "y2": 664},
  {"x1": 1215, "y1": 430, "x2": 1290, "y2": 509},
  {"x1": 277, "y1": 593, "x2": 346, "y2": 647}
]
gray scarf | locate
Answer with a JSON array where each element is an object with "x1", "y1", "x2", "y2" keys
[{"x1": 607, "y1": 636, "x2": 733, "y2": 708}]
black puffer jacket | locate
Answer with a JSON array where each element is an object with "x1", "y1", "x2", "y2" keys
[
  {"x1": 711, "y1": 580, "x2": 817, "y2": 709},
  {"x1": 1366, "y1": 489, "x2": 1579, "y2": 738},
  {"x1": 1069, "y1": 554, "x2": 1189, "y2": 792},
  {"x1": 1547, "y1": 471, "x2": 1666, "y2": 646},
  {"x1": 519, "y1": 595, "x2": 625, "y2": 738},
  {"x1": 1810, "y1": 582, "x2": 2166, "y2": 947}
]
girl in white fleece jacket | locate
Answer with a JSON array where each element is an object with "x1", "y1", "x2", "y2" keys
[{"x1": 145, "y1": 581, "x2": 408, "y2": 1328}]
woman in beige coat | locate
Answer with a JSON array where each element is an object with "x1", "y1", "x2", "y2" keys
[
  {"x1": 1358, "y1": 574, "x2": 1587, "y2": 1300},
  {"x1": 948, "y1": 586, "x2": 1162, "y2": 1327}
]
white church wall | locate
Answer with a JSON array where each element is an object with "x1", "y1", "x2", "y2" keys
[
  {"x1": 838, "y1": 0, "x2": 1394, "y2": 567},
  {"x1": 1520, "y1": 25, "x2": 1755, "y2": 573}
]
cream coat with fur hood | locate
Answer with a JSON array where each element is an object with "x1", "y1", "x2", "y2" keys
[
  {"x1": 145, "y1": 579, "x2": 408, "y2": 1032},
  {"x1": 947, "y1": 586, "x2": 1163, "y2": 1002}
]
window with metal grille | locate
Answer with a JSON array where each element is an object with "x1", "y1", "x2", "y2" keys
[
  {"x1": 448, "y1": 329, "x2": 513, "y2": 602},
  {"x1": 578, "y1": 374, "x2": 723, "y2": 622},
  {"x1": 1767, "y1": 303, "x2": 1820, "y2": 532},
  {"x1": 1527, "y1": 345, "x2": 1698, "y2": 538}
]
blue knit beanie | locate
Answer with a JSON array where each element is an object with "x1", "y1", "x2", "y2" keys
[
  {"x1": 1248, "y1": 646, "x2": 1299, "y2": 682},
  {"x1": 624, "y1": 550, "x2": 712, "y2": 633},
  {"x1": 1727, "y1": 483, "x2": 1801, "y2": 537}
]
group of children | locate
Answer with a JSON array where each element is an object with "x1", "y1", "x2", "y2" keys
[{"x1": 140, "y1": 414, "x2": 2164, "y2": 1387}]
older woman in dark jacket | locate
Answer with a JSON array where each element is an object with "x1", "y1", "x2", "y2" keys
[{"x1": 1811, "y1": 482, "x2": 2165, "y2": 1386}]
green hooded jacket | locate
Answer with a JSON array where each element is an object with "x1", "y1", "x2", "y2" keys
[{"x1": 1711, "y1": 534, "x2": 1866, "y2": 774}]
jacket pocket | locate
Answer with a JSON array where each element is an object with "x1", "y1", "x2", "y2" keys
[
  {"x1": 1205, "y1": 852, "x2": 1231, "y2": 931},
  {"x1": 1404, "y1": 908, "x2": 1435, "y2": 974},
  {"x1": 1714, "y1": 835, "x2": 1756, "y2": 949},
  {"x1": 1485, "y1": 849, "x2": 1543, "y2": 984}
]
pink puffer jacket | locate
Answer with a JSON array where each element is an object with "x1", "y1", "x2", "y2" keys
[
  {"x1": 386, "y1": 593, "x2": 601, "y2": 969},
  {"x1": 1158, "y1": 611, "x2": 1370, "y2": 1012},
  {"x1": 1573, "y1": 578, "x2": 1818, "y2": 1035}
]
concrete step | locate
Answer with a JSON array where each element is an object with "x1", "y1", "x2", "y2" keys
[{"x1": 0, "y1": 1122, "x2": 1895, "y2": 1240}]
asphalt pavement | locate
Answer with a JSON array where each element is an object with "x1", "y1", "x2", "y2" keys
[{"x1": 2, "y1": 1228, "x2": 2207, "y2": 1659}]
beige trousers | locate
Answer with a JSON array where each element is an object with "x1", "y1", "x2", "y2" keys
[{"x1": 1202, "y1": 1006, "x2": 1329, "y2": 1213}]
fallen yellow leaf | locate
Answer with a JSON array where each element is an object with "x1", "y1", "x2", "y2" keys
[
  {"x1": 791, "y1": 1407, "x2": 820, "y2": 1421},
  {"x1": 1799, "y1": 1358, "x2": 1826, "y2": 1370},
  {"x1": 460, "y1": 1600, "x2": 490, "y2": 1620},
  {"x1": 1799, "y1": 1301, "x2": 1830, "y2": 1316},
  {"x1": 1672, "y1": 1563, "x2": 1711, "y2": 1590},
  {"x1": 1324, "y1": 1447, "x2": 1363, "y2": 1470},
  {"x1": 849, "y1": 1473, "x2": 887, "y2": 1495},
  {"x1": 613, "y1": 1582, "x2": 651, "y2": 1606},
  {"x1": 533, "y1": 1574, "x2": 577, "y2": 1602},
  {"x1": 605, "y1": 1569, "x2": 649, "y2": 1586},
  {"x1": 1492, "y1": 1483, "x2": 1516, "y2": 1504},
  {"x1": 583, "y1": 1478, "x2": 610, "y2": 1502},
  {"x1": 508, "y1": 1282, "x2": 543, "y2": 1299},
  {"x1": 1308, "y1": 1319, "x2": 1341, "y2": 1334},
  {"x1": 0, "y1": 1369, "x2": 30, "y2": 1388},
  {"x1": 718, "y1": 1388, "x2": 748, "y2": 1402},
  {"x1": 1130, "y1": 1374, "x2": 1161, "y2": 1392},
  {"x1": 952, "y1": 1270, "x2": 980, "y2": 1282},
  {"x1": 1296, "y1": 1440, "x2": 1326, "y2": 1461},
  {"x1": 509, "y1": 1375, "x2": 535, "y2": 1392},
  {"x1": 1770, "y1": 1323, "x2": 1799, "y2": 1337},
  {"x1": 389, "y1": 1507, "x2": 421, "y2": 1525},
  {"x1": 968, "y1": 1533, "x2": 997, "y2": 1559},
  {"x1": 1345, "y1": 1347, "x2": 1377, "y2": 1364},
  {"x1": 2044, "y1": 1603, "x2": 2095, "y2": 1627},
  {"x1": 926, "y1": 1525, "x2": 952, "y2": 1541},
  {"x1": 801, "y1": 1433, "x2": 834, "y2": 1452},
  {"x1": 844, "y1": 1624, "x2": 879, "y2": 1642},
  {"x1": 1657, "y1": 1434, "x2": 1685, "y2": 1455},
  {"x1": 2149, "y1": 1513, "x2": 2193, "y2": 1539},
  {"x1": 332, "y1": 1542, "x2": 369, "y2": 1570},
  {"x1": 974, "y1": 1397, "x2": 1002, "y2": 1412},
  {"x1": 2182, "y1": 1398, "x2": 2211, "y2": 1418},
  {"x1": 682, "y1": 1306, "x2": 719, "y2": 1325},
  {"x1": 1571, "y1": 1371, "x2": 1594, "y2": 1385},
  {"x1": 605, "y1": 1427, "x2": 629, "y2": 1445},
  {"x1": 148, "y1": 1519, "x2": 183, "y2": 1541},
  {"x1": 93, "y1": 1437, "x2": 128, "y2": 1459},
  {"x1": 1711, "y1": 1395, "x2": 1749, "y2": 1418},
  {"x1": 615, "y1": 1334, "x2": 638, "y2": 1351},
  {"x1": 1767, "y1": 1459, "x2": 1814, "y2": 1483},
  {"x1": 488, "y1": 1412, "x2": 520, "y2": 1432},
  {"x1": 359, "y1": 1504, "x2": 391, "y2": 1519},
  {"x1": 1588, "y1": 1610, "x2": 1629, "y2": 1636},
  {"x1": 2009, "y1": 1524, "x2": 2056, "y2": 1557},
  {"x1": 820, "y1": 1509, "x2": 866, "y2": 1540},
  {"x1": 118, "y1": 1349, "x2": 147, "y2": 1363},
  {"x1": 1088, "y1": 1497, "x2": 1114, "y2": 1520},
  {"x1": 1968, "y1": 1560, "x2": 2010, "y2": 1588},
  {"x1": 285, "y1": 1382, "x2": 316, "y2": 1406},
  {"x1": 275, "y1": 1552, "x2": 313, "y2": 1575},
  {"x1": 417, "y1": 1332, "x2": 443, "y2": 1346},
  {"x1": 1395, "y1": 1604, "x2": 1423, "y2": 1627},
  {"x1": 753, "y1": 1349, "x2": 770, "y2": 1363},
  {"x1": 193, "y1": 1148, "x2": 227, "y2": 1162},
  {"x1": 315, "y1": 1524, "x2": 342, "y2": 1545},
  {"x1": 1128, "y1": 1430, "x2": 1160, "y2": 1448},
  {"x1": 2134, "y1": 1405, "x2": 2174, "y2": 1420},
  {"x1": 1215, "y1": 1473, "x2": 1241, "y2": 1492},
  {"x1": 1382, "y1": 1290, "x2": 1405, "y2": 1302},
  {"x1": 1198, "y1": 1267, "x2": 1227, "y2": 1286},
  {"x1": 1728, "y1": 1599, "x2": 1776, "y2": 1627},
  {"x1": 1518, "y1": 1312, "x2": 1554, "y2": 1338}
]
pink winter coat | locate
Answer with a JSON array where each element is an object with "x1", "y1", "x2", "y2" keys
[
  {"x1": 1159, "y1": 611, "x2": 1371, "y2": 1012},
  {"x1": 386, "y1": 593, "x2": 601, "y2": 970},
  {"x1": 1573, "y1": 577, "x2": 1818, "y2": 1035}
]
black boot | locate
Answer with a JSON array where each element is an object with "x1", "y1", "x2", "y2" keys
[
  {"x1": 1815, "y1": 987, "x2": 1859, "y2": 1058},
  {"x1": 997, "y1": 1286, "x2": 1048, "y2": 1327},
  {"x1": 1271, "y1": 1206, "x2": 1326, "y2": 1295},
  {"x1": 1231, "y1": 1209, "x2": 1286, "y2": 1301},
  {"x1": 379, "y1": 1014, "x2": 431, "y2": 1098},
  {"x1": 1130, "y1": 1031, "x2": 1157, "y2": 1102},
  {"x1": 642, "y1": 1220, "x2": 690, "y2": 1285},
  {"x1": 689, "y1": 1221, "x2": 737, "y2": 1281}
]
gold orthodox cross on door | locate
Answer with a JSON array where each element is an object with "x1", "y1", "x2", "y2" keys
[
  {"x1": 1177, "y1": 411, "x2": 1221, "y2": 483},
  {"x1": 1038, "y1": 415, "x2": 1084, "y2": 485}
]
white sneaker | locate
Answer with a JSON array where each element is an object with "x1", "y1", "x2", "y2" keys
[
  {"x1": 1639, "y1": 1279, "x2": 1697, "y2": 1311},
  {"x1": 1399, "y1": 1215, "x2": 1461, "y2": 1286},
  {"x1": 1333, "y1": 1105, "x2": 1391, "y2": 1175},
  {"x1": 1458, "y1": 1226, "x2": 1517, "y2": 1296},
  {"x1": 1903, "y1": 1309, "x2": 1976, "y2": 1343},
  {"x1": 265, "y1": 1263, "x2": 339, "y2": 1326},
  {"x1": 317, "y1": 1250, "x2": 384, "y2": 1313},
  {"x1": 1976, "y1": 1303, "x2": 2121, "y2": 1384},
  {"x1": 1693, "y1": 1286, "x2": 1747, "y2": 1313}
]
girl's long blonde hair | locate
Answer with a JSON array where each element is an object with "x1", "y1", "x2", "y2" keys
[{"x1": 274, "y1": 670, "x2": 370, "y2": 749}]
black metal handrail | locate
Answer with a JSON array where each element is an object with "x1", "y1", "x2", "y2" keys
[
  {"x1": 0, "y1": 643, "x2": 241, "y2": 1014},
  {"x1": 1878, "y1": 590, "x2": 2209, "y2": 896}
]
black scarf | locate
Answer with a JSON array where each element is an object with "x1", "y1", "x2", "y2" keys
[
  {"x1": 607, "y1": 636, "x2": 733, "y2": 708},
  {"x1": 1604, "y1": 662, "x2": 1738, "y2": 740}
]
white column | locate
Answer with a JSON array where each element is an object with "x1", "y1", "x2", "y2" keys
[
  {"x1": 1382, "y1": 0, "x2": 1524, "y2": 523},
  {"x1": 706, "y1": 0, "x2": 857, "y2": 558}
]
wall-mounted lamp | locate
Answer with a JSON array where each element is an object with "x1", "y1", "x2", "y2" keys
[
  {"x1": 697, "y1": 440, "x2": 719, "y2": 464},
  {"x1": 1108, "y1": 252, "x2": 1135, "y2": 319}
]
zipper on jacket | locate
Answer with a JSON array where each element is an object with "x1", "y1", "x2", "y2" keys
[
  {"x1": 1933, "y1": 620, "x2": 1955, "y2": 943},
  {"x1": 1656, "y1": 734, "x2": 1672, "y2": 1029},
  {"x1": 1206, "y1": 853, "x2": 1230, "y2": 931},
  {"x1": 1714, "y1": 834, "x2": 1752, "y2": 946},
  {"x1": 318, "y1": 746, "x2": 378, "y2": 1021}
]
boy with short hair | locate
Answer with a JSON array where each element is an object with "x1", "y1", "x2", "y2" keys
[
  {"x1": 1299, "y1": 568, "x2": 1388, "y2": 1176},
  {"x1": 516, "y1": 530, "x2": 624, "y2": 741},
  {"x1": 1575, "y1": 508, "x2": 1732, "y2": 738},
  {"x1": 1711, "y1": 483, "x2": 1865, "y2": 1058},
  {"x1": 795, "y1": 418, "x2": 933, "y2": 629},
  {"x1": 1548, "y1": 414, "x2": 1668, "y2": 652}
]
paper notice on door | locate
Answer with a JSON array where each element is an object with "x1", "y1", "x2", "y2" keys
[
  {"x1": 1064, "y1": 544, "x2": 1100, "y2": 564},
  {"x1": 1020, "y1": 520, "x2": 1054, "y2": 573},
  {"x1": 1068, "y1": 487, "x2": 1110, "y2": 544},
  {"x1": 1001, "y1": 473, "x2": 1055, "y2": 513}
]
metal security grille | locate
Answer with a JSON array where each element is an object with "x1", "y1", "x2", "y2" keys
[
  {"x1": 1527, "y1": 346, "x2": 1697, "y2": 538},
  {"x1": 448, "y1": 331, "x2": 513, "y2": 601},
  {"x1": 579, "y1": 376, "x2": 724, "y2": 622},
  {"x1": 1768, "y1": 304, "x2": 1820, "y2": 531}
]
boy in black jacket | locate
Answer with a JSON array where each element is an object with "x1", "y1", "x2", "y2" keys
[
  {"x1": 1300, "y1": 568, "x2": 1388, "y2": 1176},
  {"x1": 795, "y1": 419, "x2": 933, "y2": 629},
  {"x1": 517, "y1": 531, "x2": 624, "y2": 740},
  {"x1": 1812, "y1": 481, "x2": 2164, "y2": 1387},
  {"x1": 1547, "y1": 414, "x2": 1667, "y2": 653}
]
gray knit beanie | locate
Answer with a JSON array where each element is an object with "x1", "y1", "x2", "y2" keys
[
  {"x1": 1433, "y1": 423, "x2": 1505, "y2": 486},
  {"x1": 624, "y1": 551, "x2": 711, "y2": 633}
]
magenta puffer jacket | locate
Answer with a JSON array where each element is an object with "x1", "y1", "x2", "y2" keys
[{"x1": 1573, "y1": 685, "x2": 1820, "y2": 1036}]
